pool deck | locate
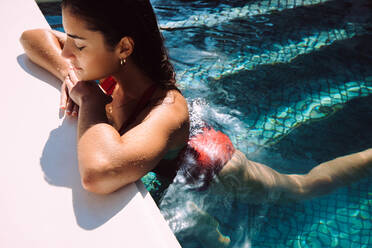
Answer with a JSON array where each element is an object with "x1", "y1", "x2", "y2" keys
[{"x1": 0, "y1": 0, "x2": 180, "y2": 247}]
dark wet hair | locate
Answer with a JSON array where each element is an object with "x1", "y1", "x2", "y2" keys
[{"x1": 61, "y1": 0, "x2": 177, "y2": 89}]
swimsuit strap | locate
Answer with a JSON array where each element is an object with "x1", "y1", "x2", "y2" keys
[
  {"x1": 118, "y1": 83, "x2": 158, "y2": 135},
  {"x1": 100, "y1": 76, "x2": 117, "y2": 95}
]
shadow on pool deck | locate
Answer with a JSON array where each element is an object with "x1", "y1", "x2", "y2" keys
[{"x1": 17, "y1": 53, "x2": 133, "y2": 230}]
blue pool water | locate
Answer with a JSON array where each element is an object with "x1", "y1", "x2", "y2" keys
[{"x1": 39, "y1": 0, "x2": 372, "y2": 247}]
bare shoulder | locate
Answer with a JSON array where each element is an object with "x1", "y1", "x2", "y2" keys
[
  {"x1": 152, "y1": 88, "x2": 189, "y2": 125},
  {"x1": 146, "y1": 88, "x2": 189, "y2": 148}
]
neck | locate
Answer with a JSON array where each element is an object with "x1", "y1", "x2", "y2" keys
[{"x1": 111, "y1": 59, "x2": 155, "y2": 100}]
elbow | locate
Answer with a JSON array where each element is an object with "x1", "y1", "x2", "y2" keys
[
  {"x1": 79, "y1": 165, "x2": 113, "y2": 195},
  {"x1": 19, "y1": 29, "x2": 46, "y2": 48},
  {"x1": 20, "y1": 29, "x2": 36, "y2": 46},
  {"x1": 78, "y1": 152, "x2": 110, "y2": 194},
  {"x1": 79, "y1": 161, "x2": 132, "y2": 195},
  {"x1": 81, "y1": 177, "x2": 132, "y2": 195},
  {"x1": 80, "y1": 170, "x2": 112, "y2": 195},
  {"x1": 19, "y1": 30, "x2": 30, "y2": 47}
]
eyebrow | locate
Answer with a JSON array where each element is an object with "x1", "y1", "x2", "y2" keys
[{"x1": 67, "y1": 33, "x2": 87, "y2": 40}]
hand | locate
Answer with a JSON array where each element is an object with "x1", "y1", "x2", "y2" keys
[
  {"x1": 60, "y1": 74, "x2": 79, "y2": 116},
  {"x1": 63, "y1": 69, "x2": 111, "y2": 108}
]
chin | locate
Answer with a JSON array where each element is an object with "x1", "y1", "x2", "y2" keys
[
  {"x1": 73, "y1": 68, "x2": 83, "y2": 79},
  {"x1": 81, "y1": 75, "x2": 102, "y2": 82},
  {"x1": 75, "y1": 70, "x2": 93, "y2": 81},
  {"x1": 76, "y1": 69, "x2": 108, "y2": 82}
]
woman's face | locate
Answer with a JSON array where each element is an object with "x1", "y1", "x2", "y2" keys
[{"x1": 61, "y1": 7, "x2": 119, "y2": 81}]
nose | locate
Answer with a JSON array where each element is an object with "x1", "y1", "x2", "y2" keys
[{"x1": 61, "y1": 40, "x2": 75, "y2": 59}]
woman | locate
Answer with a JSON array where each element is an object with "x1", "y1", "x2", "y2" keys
[{"x1": 21, "y1": 0, "x2": 371, "y2": 215}]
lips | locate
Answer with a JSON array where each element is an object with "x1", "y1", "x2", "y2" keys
[
  {"x1": 70, "y1": 62, "x2": 82, "y2": 70},
  {"x1": 72, "y1": 64, "x2": 81, "y2": 69}
]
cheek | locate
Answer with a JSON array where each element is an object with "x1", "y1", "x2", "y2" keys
[{"x1": 80, "y1": 52, "x2": 119, "y2": 80}]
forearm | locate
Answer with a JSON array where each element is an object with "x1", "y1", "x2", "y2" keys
[
  {"x1": 20, "y1": 29, "x2": 70, "y2": 81},
  {"x1": 77, "y1": 100, "x2": 111, "y2": 139},
  {"x1": 76, "y1": 100, "x2": 127, "y2": 193}
]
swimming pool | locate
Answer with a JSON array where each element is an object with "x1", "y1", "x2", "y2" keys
[{"x1": 38, "y1": 0, "x2": 372, "y2": 247}]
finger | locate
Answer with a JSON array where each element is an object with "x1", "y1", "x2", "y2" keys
[
  {"x1": 72, "y1": 104, "x2": 79, "y2": 117},
  {"x1": 64, "y1": 75, "x2": 74, "y2": 93},
  {"x1": 60, "y1": 83, "x2": 68, "y2": 110},
  {"x1": 66, "y1": 97, "x2": 75, "y2": 115},
  {"x1": 69, "y1": 69, "x2": 79, "y2": 83}
]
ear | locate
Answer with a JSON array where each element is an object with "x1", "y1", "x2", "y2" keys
[{"x1": 115, "y1": 36, "x2": 134, "y2": 59}]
